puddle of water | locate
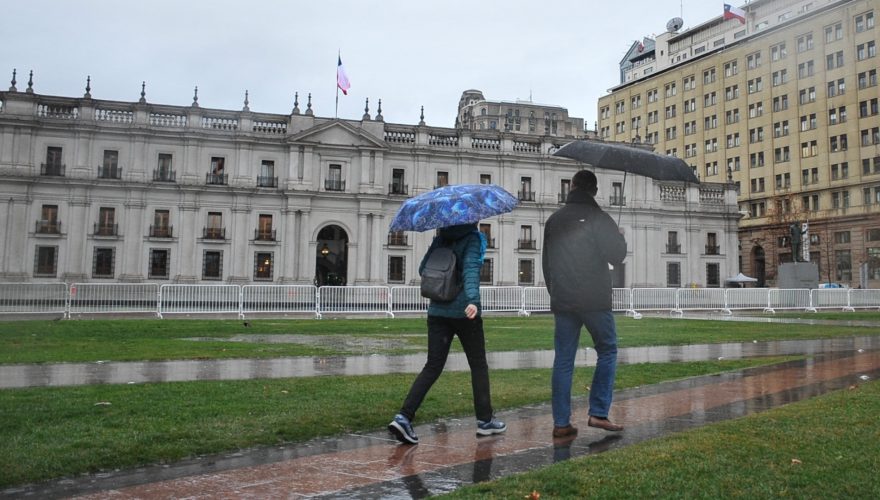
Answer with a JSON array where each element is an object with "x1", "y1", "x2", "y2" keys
[{"x1": 2, "y1": 337, "x2": 879, "y2": 389}]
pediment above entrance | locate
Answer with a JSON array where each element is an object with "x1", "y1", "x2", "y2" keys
[{"x1": 288, "y1": 120, "x2": 387, "y2": 149}]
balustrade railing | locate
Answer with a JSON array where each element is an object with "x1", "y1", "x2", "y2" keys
[
  {"x1": 253, "y1": 120, "x2": 287, "y2": 134},
  {"x1": 93, "y1": 223, "x2": 118, "y2": 237},
  {"x1": 153, "y1": 169, "x2": 176, "y2": 182},
  {"x1": 149, "y1": 225, "x2": 173, "y2": 238},
  {"x1": 96, "y1": 108, "x2": 134, "y2": 123},
  {"x1": 254, "y1": 229, "x2": 277, "y2": 241},
  {"x1": 150, "y1": 112, "x2": 186, "y2": 127},
  {"x1": 40, "y1": 163, "x2": 65, "y2": 176},
  {"x1": 257, "y1": 176, "x2": 278, "y2": 188},
  {"x1": 97, "y1": 165, "x2": 122, "y2": 179}
]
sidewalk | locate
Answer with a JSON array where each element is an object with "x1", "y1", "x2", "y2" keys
[{"x1": 6, "y1": 347, "x2": 878, "y2": 499}]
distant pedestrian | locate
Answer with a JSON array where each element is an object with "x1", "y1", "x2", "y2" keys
[
  {"x1": 542, "y1": 170, "x2": 627, "y2": 438},
  {"x1": 388, "y1": 223, "x2": 506, "y2": 444}
]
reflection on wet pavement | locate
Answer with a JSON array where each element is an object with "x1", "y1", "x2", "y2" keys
[
  {"x1": 3, "y1": 336, "x2": 879, "y2": 389},
  {"x1": 6, "y1": 349, "x2": 877, "y2": 500}
]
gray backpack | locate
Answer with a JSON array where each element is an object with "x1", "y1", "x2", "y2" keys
[{"x1": 420, "y1": 242, "x2": 461, "y2": 302}]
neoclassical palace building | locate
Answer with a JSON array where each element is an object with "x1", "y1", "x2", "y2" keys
[
  {"x1": 0, "y1": 81, "x2": 739, "y2": 288},
  {"x1": 599, "y1": 0, "x2": 880, "y2": 287}
]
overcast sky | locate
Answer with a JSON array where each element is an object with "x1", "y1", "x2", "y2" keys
[{"x1": 3, "y1": 0, "x2": 726, "y2": 129}]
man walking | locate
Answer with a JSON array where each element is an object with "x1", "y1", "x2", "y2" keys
[{"x1": 542, "y1": 170, "x2": 627, "y2": 438}]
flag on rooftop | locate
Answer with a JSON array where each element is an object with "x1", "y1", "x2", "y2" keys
[
  {"x1": 337, "y1": 55, "x2": 350, "y2": 95},
  {"x1": 723, "y1": 3, "x2": 747, "y2": 24}
]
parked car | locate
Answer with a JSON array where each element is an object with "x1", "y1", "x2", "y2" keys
[{"x1": 818, "y1": 283, "x2": 847, "y2": 289}]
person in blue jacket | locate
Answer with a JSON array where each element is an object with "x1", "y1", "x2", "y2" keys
[{"x1": 388, "y1": 223, "x2": 506, "y2": 444}]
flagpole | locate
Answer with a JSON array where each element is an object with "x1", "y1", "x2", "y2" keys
[{"x1": 335, "y1": 49, "x2": 340, "y2": 119}]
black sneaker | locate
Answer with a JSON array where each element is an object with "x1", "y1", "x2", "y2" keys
[
  {"x1": 388, "y1": 414, "x2": 419, "y2": 444},
  {"x1": 476, "y1": 417, "x2": 507, "y2": 436}
]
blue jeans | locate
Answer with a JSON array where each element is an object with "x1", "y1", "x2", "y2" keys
[
  {"x1": 400, "y1": 316, "x2": 493, "y2": 422},
  {"x1": 551, "y1": 310, "x2": 618, "y2": 427}
]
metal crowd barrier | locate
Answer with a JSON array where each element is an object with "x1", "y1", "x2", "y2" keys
[
  {"x1": 0, "y1": 283, "x2": 878, "y2": 319},
  {"x1": 241, "y1": 285, "x2": 319, "y2": 318},
  {"x1": 523, "y1": 287, "x2": 551, "y2": 314},
  {"x1": 481, "y1": 286, "x2": 525, "y2": 314},
  {"x1": 317, "y1": 286, "x2": 393, "y2": 318},
  {"x1": 69, "y1": 283, "x2": 159, "y2": 315},
  {"x1": 0, "y1": 282, "x2": 68, "y2": 315},
  {"x1": 158, "y1": 284, "x2": 242, "y2": 318},
  {"x1": 389, "y1": 286, "x2": 429, "y2": 313}
]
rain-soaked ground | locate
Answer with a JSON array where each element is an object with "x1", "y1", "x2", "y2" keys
[
  {"x1": 2, "y1": 336, "x2": 879, "y2": 389},
  {"x1": 3, "y1": 349, "x2": 877, "y2": 499},
  {"x1": 2, "y1": 314, "x2": 879, "y2": 498}
]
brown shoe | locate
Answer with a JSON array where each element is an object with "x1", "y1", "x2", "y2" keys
[
  {"x1": 552, "y1": 425, "x2": 578, "y2": 438},
  {"x1": 588, "y1": 416, "x2": 624, "y2": 432}
]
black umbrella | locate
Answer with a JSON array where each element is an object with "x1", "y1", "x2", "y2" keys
[
  {"x1": 552, "y1": 140, "x2": 699, "y2": 183},
  {"x1": 553, "y1": 140, "x2": 699, "y2": 223}
]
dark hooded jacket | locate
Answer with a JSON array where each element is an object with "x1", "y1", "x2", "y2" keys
[
  {"x1": 420, "y1": 223, "x2": 484, "y2": 318},
  {"x1": 542, "y1": 189, "x2": 627, "y2": 312}
]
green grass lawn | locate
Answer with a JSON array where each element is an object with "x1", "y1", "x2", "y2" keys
[
  {"x1": 445, "y1": 379, "x2": 880, "y2": 499},
  {"x1": 1, "y1": 314, "x2": 878, "y2": 363},
  {"x1": 0, "y1": 359, "x2": 792, "y2": 488}
]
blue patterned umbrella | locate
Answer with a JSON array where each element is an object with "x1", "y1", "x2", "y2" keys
[{"x1": 389, "y1": 184, "x2": 519, "y2": 232}]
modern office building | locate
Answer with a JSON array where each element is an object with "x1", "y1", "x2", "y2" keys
[
  {"x1": 0, "y1": 78, "x2": 738, "y2": 288},
  {"x1": 598, "y1": 0, "x2": 879, "y2": 287}
]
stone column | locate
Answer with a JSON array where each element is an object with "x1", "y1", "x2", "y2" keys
[
  {"x1": 498, "y1": 219, "x2": 516, "y2": 285},
  {"x1": 371, "y1": 214, "x2": 385, "y2": 284},
  {"x1": 176, "y1": 205, "x2": 199, "y2": 283},
  {"x1": 119, "y1": 196, "x2": 146, "y2": 281},
  {"x1": 298, "y1": 210, "x2": 313, "y2": 283},
  {"x1": 279, "y1": 208, "x2": 297, "y2": 283},
  {"x1": 63, "y1": 194, "x2": 90, "y2": 281},
  {"x1": 229, "y1": 206, "x2": 251, "y2": 283},
  {"x1": 354, "y1": 213, "x2": 368, "y2": 284}
]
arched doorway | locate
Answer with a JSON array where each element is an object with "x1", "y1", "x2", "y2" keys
[
  {"x1": 752, "y1": 245, "x2": 766, "y2": 287},
  {"x1": 315, "y1": 225, "x2": 349, "y2": 286}
]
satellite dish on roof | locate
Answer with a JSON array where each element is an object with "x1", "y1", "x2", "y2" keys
[{"x1": 666, "y1": 17, "x2": 684, "y2": 32}]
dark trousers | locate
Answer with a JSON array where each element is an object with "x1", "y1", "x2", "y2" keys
[{"x1": 400, "y1": 315, "x2": 493, "y2": 422}]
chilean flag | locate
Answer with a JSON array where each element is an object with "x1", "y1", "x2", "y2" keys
[
  {"x1": 337, "y1": 56, "x2": 351, "y2": 95},
  {"x1": 723, "y1": 3, "x2": 747, "y2": 24}
]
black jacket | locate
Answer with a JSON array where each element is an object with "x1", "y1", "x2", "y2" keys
[{"x1": 542, "y1": 189, "x2": 627, "y2": 312}]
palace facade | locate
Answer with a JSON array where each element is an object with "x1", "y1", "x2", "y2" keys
[{"x1": 0, "y1": 82, "x2": 739, "y2": 288}]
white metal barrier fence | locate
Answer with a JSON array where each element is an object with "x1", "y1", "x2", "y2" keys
[
  {"x1": 523, "y1": 287, "x2": 551, "y2": 313},
  {"x1": 69, "y1": 283, "x2": 159, "y2": 315},
  {"x1": 390, "y1": 286, "x2": 429, "y2": 313},
  {"x1": 159, "y1": 285, "x2": 242, "y2": 318},
  {"x1": 317, "y1": 286, "x2": 392, "y2": 318},
  {"x1": 811, "y1": 289, "x2": 852, "y2": 311},
  {"x1": 768, "y1": 288, "x2": 812, "y2": 313},
  {"x1": 241, "y1": 285, "x2": 318, "y2": 318},
  {"x1": 481, "y1": 286, "x2": 525, "y2": 314},
  {"x1": 0, "y1": 283, "x2": 878, "y2": 318},
  {"x1": 0, "y1": 283, "x2": 68, "y2": 315}
]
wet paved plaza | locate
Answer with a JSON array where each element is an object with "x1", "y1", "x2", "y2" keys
[{"x1": 2, "y1": 338, "x2": 878, "y2": 499}]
